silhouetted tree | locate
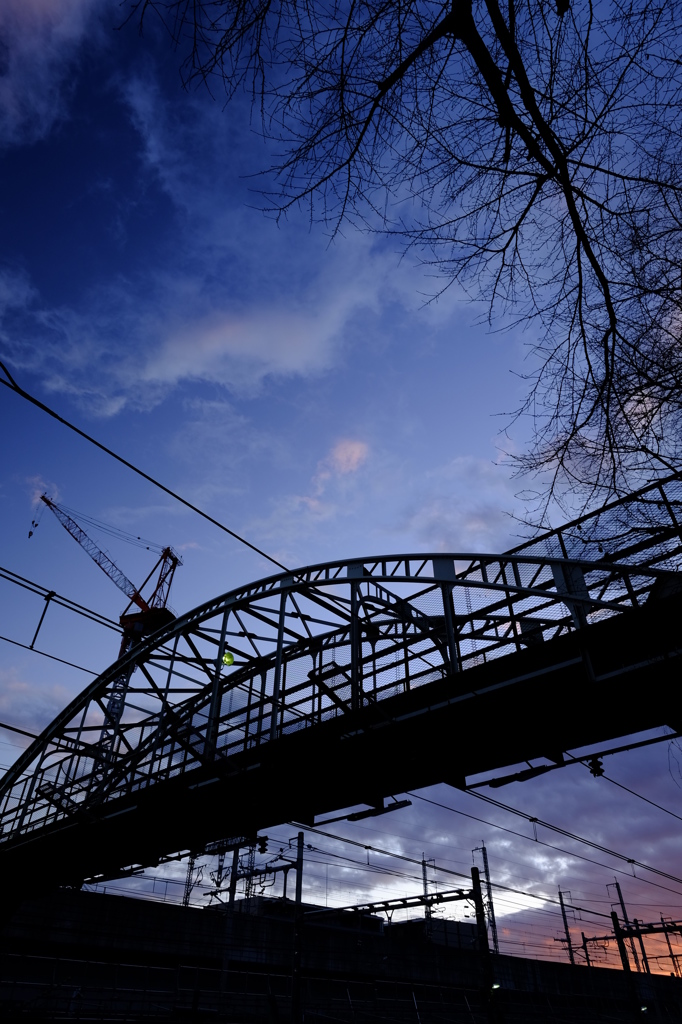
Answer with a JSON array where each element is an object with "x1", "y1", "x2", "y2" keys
[{"x1": 129, "y1": 0, "x2": 682, "y2": 512}]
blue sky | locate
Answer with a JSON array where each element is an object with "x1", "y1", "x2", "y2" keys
[{"x1": 1, "y1": 0, "x2": 681, "y2": 968}]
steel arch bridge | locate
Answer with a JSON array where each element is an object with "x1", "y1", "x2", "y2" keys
[{"x1": 2, "y1": 475, "x2": 682, "y2": 887}]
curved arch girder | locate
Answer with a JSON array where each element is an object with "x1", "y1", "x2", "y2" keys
[{"x1": 0, "y1": 549, "x2": 672, "y2": 855}]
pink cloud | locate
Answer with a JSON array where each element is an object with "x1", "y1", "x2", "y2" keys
[{"x1": 328, "y1": 440, "x2": 369, "y2": 475}]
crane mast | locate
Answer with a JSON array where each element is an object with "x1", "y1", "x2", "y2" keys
[{"x1": 37, "y1": 495, "x2": 182, "y2": 779}]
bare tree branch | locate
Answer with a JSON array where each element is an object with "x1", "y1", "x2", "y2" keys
[{"x1": 126, "y1": 0, "x2": 682, "y2": 514}]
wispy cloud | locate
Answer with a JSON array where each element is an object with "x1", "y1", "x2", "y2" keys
[
  {"x1": 0, "y1": 231, "x2": 411, "y2": 414},
  {"x1": 0, "y1": 666, "x2": 71, "y2": 737},
  {"x1": 0, "y1": 63, "x2": 477, "y2": 415},
  {"x1": 0, "y1": 0, "x2": 111, "y2": 147},
  {"x1": 138, "y1": 285, "x2": 375, "y2": 396}
]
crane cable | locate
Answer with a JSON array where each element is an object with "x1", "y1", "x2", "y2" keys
[{"x1": 0, "y1": 362, "x2": 289, "y2": 573}]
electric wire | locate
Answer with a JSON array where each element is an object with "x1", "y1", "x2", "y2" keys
[
  {"x1": 291, "y1": 821, "x2": 613, "y2": 921},
  {"x1": 0, "y1": 564, "x2": 119, "y2": 631},
  {"x1": 0, "y1": 632, "x2": 96, "y2": 674},
  {"x1": 599, "y1": 772, "x2": 682, "y2": 824},
  {"x1": 407, "y1": 792, "x2": 682, "y2": 900},
  {"x1": 0, "y1": 362, "x2": 289, "y2": 572},
  {"x1": 468, "y1": 789, "x2": 682, "y2": 885}
]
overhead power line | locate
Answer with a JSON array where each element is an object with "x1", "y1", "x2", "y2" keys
[
  {"x1": 0, "y1": 633, "x2": 96, "y2": 674},
  {"x1": 0, "y1": 563, "x2": 119, "y2": 632},
  {"x1": 599, "y1": 772, "x2": 682, "y2": 825},
  {"x1": 0, "y1": 362, "x2": 288, "y2": 573},
  {"x1": 468, "y1": 789, "x2": 682, "y2": 886},
  {"x1": 291, "y1": 821, "x2": 612, "y2": 921},
  {"x1": 407, "y1": 792, "x2": 682, "y2": 900}
]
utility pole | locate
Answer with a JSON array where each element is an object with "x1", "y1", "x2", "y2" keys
[
  {"x1": 611, "y1": 912, "x2": 631, "y2": 973},
  {"x1": 183, "y1": 853, "x2": 200, "y2": 907},
  {"x1": 609, "y1": 880, "x2": 640, "y2": 972},
  {"x1": 662, "y1": 916, "x2": 681, "y2": 977},
  {"x1": 422, "y1": 855, "x2": 432, "y2": 920},
  {"x1": 295, "y1": 832, "x2": 304, "y2": 905},
  {"x1": 581, "y1": 933, "x2": 591, "y2": 967},
  {"x1": 473, "y1": 844, "x2": 499, "y2": 954},
  {"x1": 558, "y1": 890, "x2": 575, "y2": 965},
  {"x1": 292, "y1": 832, "x2": 305, "y2": 1024},
  {"x1": 228, "y1": 847, "x2": 240, "y2": 908},
  {"x1": 471, "y1": 867, "x2": 490, "y2": 955},
  {"x1": 633, "y1": 919, "x2": 651, "y2": 974}
]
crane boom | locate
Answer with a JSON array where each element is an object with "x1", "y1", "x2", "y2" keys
[
  {"x1": 35, "y1": 494, "x2": 181, "y2": 784},
  {"x1": 39, "y1": 496, "x2": 150, "y2": 613}
]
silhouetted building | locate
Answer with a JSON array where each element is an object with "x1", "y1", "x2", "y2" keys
[{"x1": 1, "y1": 889, "x2": 680, "y2": 1021}]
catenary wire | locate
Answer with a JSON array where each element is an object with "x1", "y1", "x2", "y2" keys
[
  {"x1": 467, "y1": 789, "x2": 682, "y2": 885},
  {"x1": 406, "y1": 792, "x2": 682, "y2": 899},
  {"x1": 290, "y1": 821, "x2": 613, "y2": 921},
  {"x1": 0, "y1": 633, "x2": 97, "y2": 674},
  {"x1": 0, "y1": 564, "x2": 120, "y2": 631},
  {"x1": 599, "y1": 771, "x2": 682, "y2": 824}
]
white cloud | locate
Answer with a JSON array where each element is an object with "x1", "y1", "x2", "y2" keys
[
  {"x1": 139, "y1": 291, "x2": 368, "y2": 395},
  {"x1": 0, "y1": 0, "x2": 111, "y2": 146}
]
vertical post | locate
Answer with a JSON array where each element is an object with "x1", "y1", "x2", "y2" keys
[
  {"x1": 442, "y1": 584, "x2": 460, "y2": 674},
  {"x1": 471, "y1": 867, "x2": 489, "y2": 955},
  {"x1": 611, "y1": 912, "x2": 631, "y2": 973},
  {"x1": 30, "y1": 591, "x2": 55, "y2": 649},
  {"x1": 662, "y1": 917, "x2": 680, "y2": 977},
  {"x1": 295, "y1": 831, "x2": 304, "y2": 905},
  {"x1": 480, "y1": 845, "x2": 499, "y2": 955},
  {"x1": 292, "y1": 829, "x2": 306, "y2": 1024},
  {"x1": 350, "y1": 581, "x2": 361, "y2": 710},
  {"x1": 291, "y1": 910, "x2": 303, "y2": 1024},
  {"x1": 206, "y1": 609, "x2": 229, "y2": 760},
  {"x1": 183, "y1": 853, "x2": 197, "y2": 907},
  {"x1": 613, "y1": 880, "x2": 641, "y2": 972},
  {"x1": 422, "y1": 856, "x2": 431, "y2": 921},
  {"x1": 270, "y1": 587, "x2": 289, "y2": 741},
  {"x1": 228, "y1": 847, "x2": 240, "y2": 908},
  {"x1": 432, "y1": 559, "x2": 459, "y2": 673},
  {"x1": 558, "y1": 890, "x2": 575, "y2": 965},
  {"x1": 581, "y1": 933, "x2": 592, "y2": 967},
  {"x1": 633, "y1": 919, "x2": 651, "y2": 974}
]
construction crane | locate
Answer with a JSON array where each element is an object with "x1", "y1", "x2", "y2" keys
[{"x1": 34, "y1": 494, "x2": 182, "y2": 774}]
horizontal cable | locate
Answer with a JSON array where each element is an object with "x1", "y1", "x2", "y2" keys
[
  {"x1": 0, "y1": 633, "x2": 96, "y2": 674},
  {"x1": 0, "y1": 363, "x2": 288, "y2": 572}
]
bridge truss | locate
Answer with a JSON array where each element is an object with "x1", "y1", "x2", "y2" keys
[{"x1": 1, "y1": 474, "x2": 681, "y2": 883}]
